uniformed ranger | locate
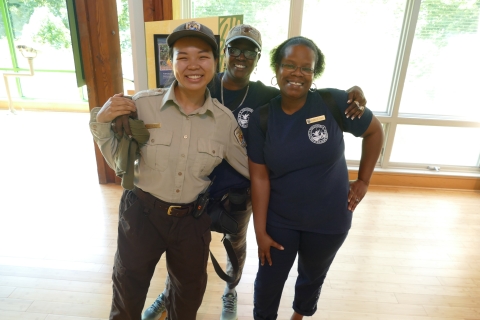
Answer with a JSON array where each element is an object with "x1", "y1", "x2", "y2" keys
[{"x1": 89, "y1": 21, "x2": 249, "y2": 320}]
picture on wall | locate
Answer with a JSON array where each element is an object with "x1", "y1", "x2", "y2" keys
[{"x1": 154, "y1": 35, "x2": 172, "y2": 88}]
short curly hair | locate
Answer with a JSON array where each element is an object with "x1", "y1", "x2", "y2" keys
[{"x1": 270, "y1": 36, "x2": 325, "y2": 79}]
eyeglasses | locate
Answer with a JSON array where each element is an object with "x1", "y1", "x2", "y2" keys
[
  {"x1": 227, "y1": 46, "x2": 259, "y2": 60},
  {"x1": 281, "y1": 63, "x2": 314, "y2": 75}
]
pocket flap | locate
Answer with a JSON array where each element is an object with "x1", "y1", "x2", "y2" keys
[
  {"x1": 147, "y1": 129, "x2": 172, "y2": 146},
  {"x1": 197, "y1": 138, "x2": 223, "y2": 157}
]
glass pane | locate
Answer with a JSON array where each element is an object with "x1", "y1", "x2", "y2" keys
[
  {"x1": 191, "y1": 0, "x2": 290, "y2": 85},
  {"x1": 6, "y1": 0, "x2": 74, "y2": 70},
  {"x1": 390, "y1": 125, "x2": 480, "y2": 167},
  {"x1": 301, "y1": 0, "x2": 406, "y2": 113},
  {"x1": 400, "y1": 1, "x2": 480, "y2": 119},
  {"x1": 19, "y1": 72, "x2": 83, "y2": 101},
  {"x1": 0, "y1": 16, "x2": 11, "y2": 68},
  {"x1": 344, "y1": 123, "x2": 385, "y2": 162},
  {"x1": 344, "y1": 132, "x2": 363, "y2": 161},
  {"x1": 117, "y1": 0, "x2": 134, "y2": 93}
]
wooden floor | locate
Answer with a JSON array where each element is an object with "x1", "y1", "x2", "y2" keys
[{"x1": 1, "y1": 110, "x2": 480, "y2": 320}]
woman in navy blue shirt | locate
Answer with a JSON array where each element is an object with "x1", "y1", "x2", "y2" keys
[{"x1": 247, "y1": 36, "x2": 384, "y2": 320}]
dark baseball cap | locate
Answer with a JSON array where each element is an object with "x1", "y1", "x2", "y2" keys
[
  {"x1": 225, "y1": 24, "x2": 262, "y2": 50},
  {"x1": 166, "y1": 21, "x2": 218, "y2": 50}
]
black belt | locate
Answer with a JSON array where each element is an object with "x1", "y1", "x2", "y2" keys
[{"x1": 133, "y1": 187, "x2": 195, "y2": 217}]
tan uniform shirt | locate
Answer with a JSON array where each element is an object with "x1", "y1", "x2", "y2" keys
[{"x1": 90, "y1": 82, "x2": 249, "y2": 204}]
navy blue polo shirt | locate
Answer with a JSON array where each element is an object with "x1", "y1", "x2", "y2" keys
[
  {"x1": 208, "y1": 73, "x2": 279, "y2": 198},
  {"x1": 247, "y1": 89, "x2": 373, "y2": 233}
]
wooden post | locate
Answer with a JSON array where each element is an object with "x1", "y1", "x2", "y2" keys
[{"x1": 75, "y1": 0, "x2": 123, "y2": 184}]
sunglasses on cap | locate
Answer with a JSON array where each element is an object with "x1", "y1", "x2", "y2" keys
[{"x1": 227, "y1": 46, "x2": 259, "y2": 60}]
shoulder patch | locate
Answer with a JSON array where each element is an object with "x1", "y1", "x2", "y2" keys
[
  {"x1": 234, "y1": 127, "x2": 247, "y2": 148},
  {"x1": 132, "y1": 88, "x2": 165, "y2": 101}
]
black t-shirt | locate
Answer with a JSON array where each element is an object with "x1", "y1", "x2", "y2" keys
[{"x1": 208, "y1": 73, "x2": 279, "y2": 198}]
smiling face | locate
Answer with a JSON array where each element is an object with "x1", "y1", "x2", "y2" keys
[
  {"x1": 172, "y1": 36, "x2": 217, "y2": 93},
  {"x1": 224, "y1": 38, "x2": 260, "y2": 82},
  {"x1": 276, "y1": 44, "x2": 315, "y2": 100}
]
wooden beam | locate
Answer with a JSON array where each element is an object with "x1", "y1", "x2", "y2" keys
[
  {"x1": 143, "y1": 0, "x2": 172, "y2": 22},
  {"x1": 75, "y1": 0, "x2": 123, "y2": 184}
]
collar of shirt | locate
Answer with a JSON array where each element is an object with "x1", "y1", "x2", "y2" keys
[{"x1": 160, "y1": 80, "x2": 215, "y2": 117}]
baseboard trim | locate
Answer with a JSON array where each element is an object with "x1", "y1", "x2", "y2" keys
[{"x1": 349, "y1": 170, "x2": 480, "y2": 191}]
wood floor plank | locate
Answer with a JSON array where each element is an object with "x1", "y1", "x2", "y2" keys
[
  {"x1": 0, "y1": 275, "x2": 111, "y2": 294},
  {"x1": 26, "y1": 300, "x2": 110, "y2": 319},
  {"x1": 0, "y1": 297, "x2": 34, "y2": 312},
  {"x1": 0, "y1": 310, "x2": 47, "y2": 320},
  {"x1": 9, "y1": 287, "x2": 111, "y2": 306},
  {"x1": 0, "y1": 285, "x2": 15, "y2": 297},
  {"x1": 395, "y1": 293, "x2": 480, "y2": 308},
  {"x1": 45, "y1": 315, "x2": 107, "y2": 320}
]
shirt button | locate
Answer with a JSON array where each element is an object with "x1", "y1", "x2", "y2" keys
[
  {"x1": 181, "y1": 154, "x2": 185, "y2": 157},
  {"x1": 178, "y1": 172, "x2": 182, "y2": 176},
  {"x1": 184, "y1": 135, "x2": 188, "y2": 139},
  {"x1": 92, "y1": 125, "x2": 97, "y2": 129},
  {"x1": 151, "y1": 139, "x2": 155, "y2": 143},
  {"x1": 212, "y1": 150, "x2": 215, "y2": 154},
  {"x1": 176, "y1": 189, "x2": 180, "y2": 193}
]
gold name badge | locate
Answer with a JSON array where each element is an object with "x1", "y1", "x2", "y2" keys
[
  {"x1": 306, "y1": 115, "x2": 325, "y2": 124},
  {"x1": 145, "y1": 123, "x2": 161, "y2": 129}
]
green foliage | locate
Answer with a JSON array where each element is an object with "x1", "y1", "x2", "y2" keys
[
  {"x1": 2, "y1": 0, "x2": 70, "y2": 48},
  {"x1": 33, "y1": 17, "x2": 69, "y2": 48},
  {"x1": 117, "y1": 0, "x2": 131, "y2": 52},
  {"x1": 417, "y1": 0, "x2": 480, "y2": 46},
  {"x1": 118, "y1": 0, "x2": 129, "y2": 32}
]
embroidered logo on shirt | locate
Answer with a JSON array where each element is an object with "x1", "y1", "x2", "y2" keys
[
  {"x1": 234, "y1": 127, "x2": 247, "y2": 148},
  {"x1": 308, "y1": 124, "x2": 328, "y2": 144},
  {"x1": 237, "y1": 107, "x2": 253, "y2": 128}
]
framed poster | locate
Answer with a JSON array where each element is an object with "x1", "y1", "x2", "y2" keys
[
  {"x1": 154, "y1": 34, "x2": 173, "y2": 88},
  {"x1": 154, "y1": 34, "x2": 222, "y2": 88}
]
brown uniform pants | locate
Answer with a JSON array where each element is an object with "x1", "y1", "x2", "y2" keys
[{"x1": 109, "y1": 189, "x2": 211, "y2": 320}]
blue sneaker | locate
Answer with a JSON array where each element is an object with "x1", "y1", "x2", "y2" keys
[
  {"x1": 221, "y1": 292, "x2": 237, "y2": 320},
  {"x1": 142, "y1": 293, "x2": 166, "y2": 320}
]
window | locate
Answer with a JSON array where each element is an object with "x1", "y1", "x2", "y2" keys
[
  {"x1": 191, "y1": 0, "x2": 291, "y2": 84},
  {"x1": 400, "y1": 0, "x2": 480, "y2": 119},
  {"x1": 390, "y1": 125, "x2": 480, "y2": 167},
  {"x1": 0, "y1": 0, "x2": 83, "y2": 102},
  {"x1": 301, "y1": 0, "x2": 406, "y2": 114}
]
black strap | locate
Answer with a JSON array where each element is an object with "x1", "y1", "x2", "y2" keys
[
  {"x1": 259, "y1": 102, "x2": 269, "y2": 136},
  {"x1": 259, "y1": 90, "x2": 345, "y2": 137},
  {"x1": 317, "y1": 89, "x2": 345, "y2": 132},
  {"x1": 209, "y1": 237, "x2": 239, "y2": 283}
]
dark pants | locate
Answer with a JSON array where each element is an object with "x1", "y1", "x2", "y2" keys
[
  {"x1": 253, "y1": 225, "x2": 348, "y2": 320},
  {"x1": 225, "y1": 193, "x2": 252, "y2": 289},
  {"x1": 110, "y1": 190, "x2": 211, "y2": 320}
]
